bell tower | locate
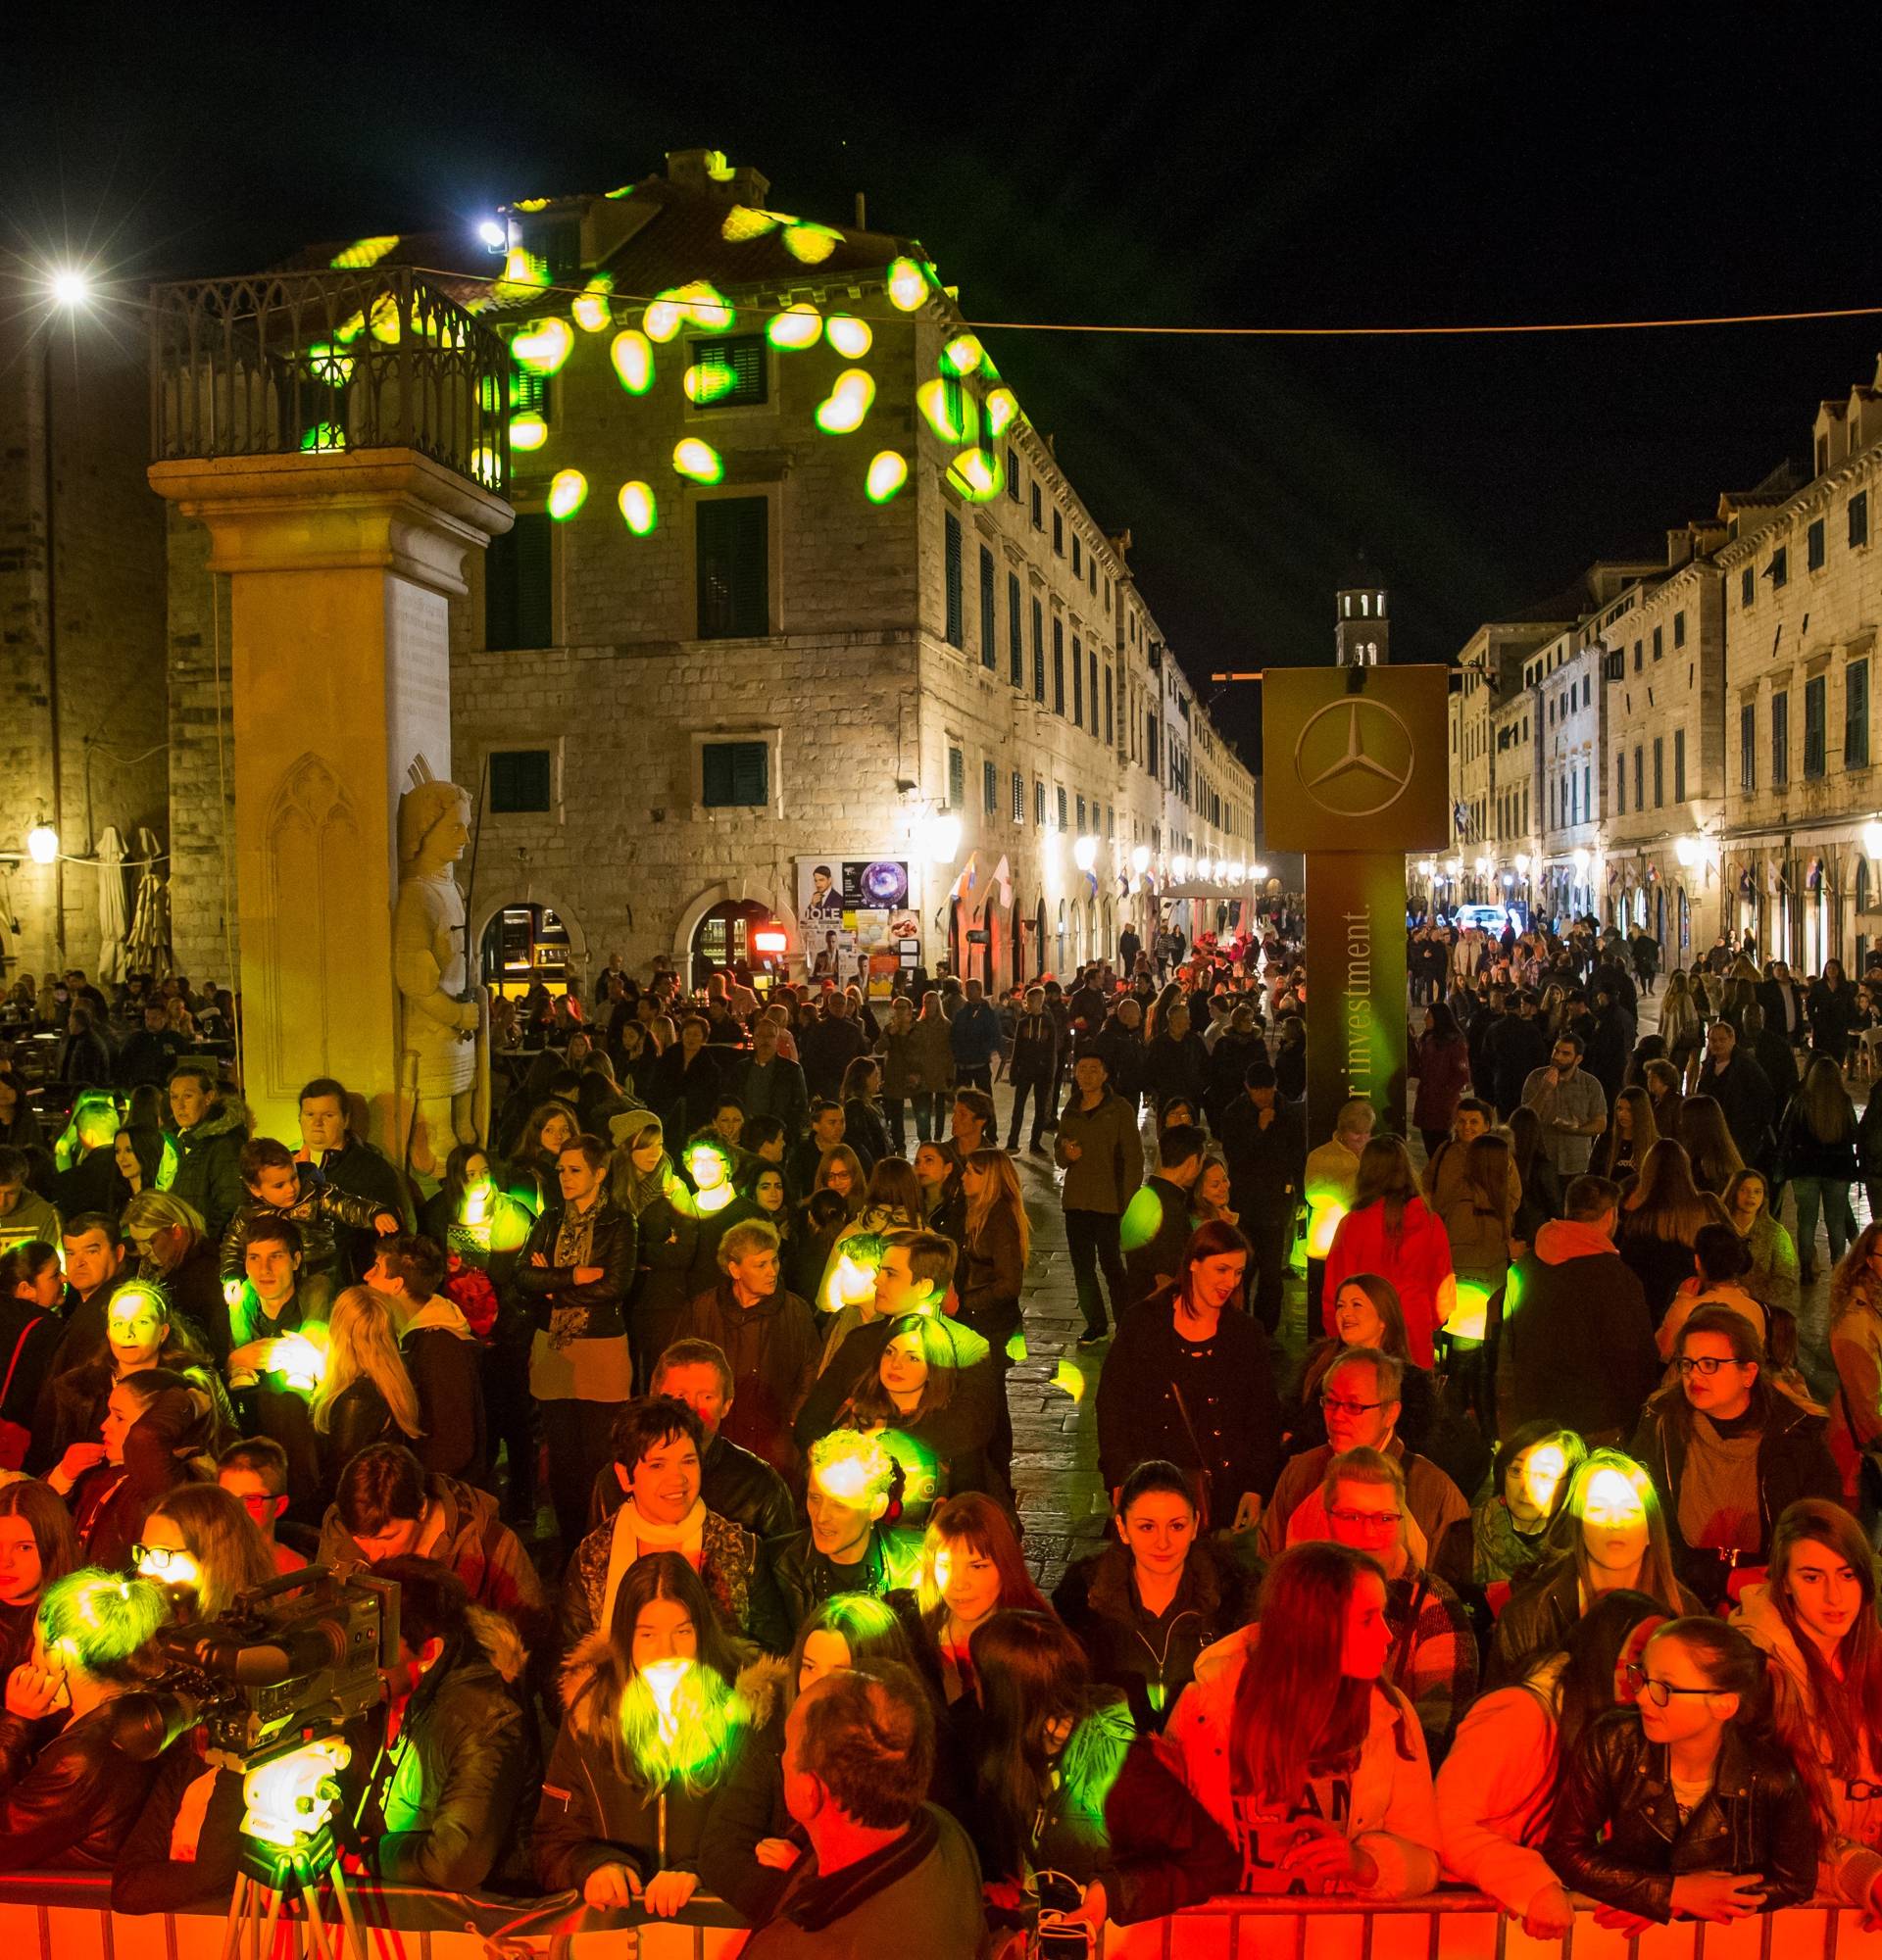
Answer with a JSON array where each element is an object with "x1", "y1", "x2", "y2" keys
[{"x1": 1335, "y1": 553, "x2": 1389, "y2": 666}]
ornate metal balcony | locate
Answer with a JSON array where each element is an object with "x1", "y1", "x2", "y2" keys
[{"x1": 149, "y1": 269, "x2": 510, "y2": 492}]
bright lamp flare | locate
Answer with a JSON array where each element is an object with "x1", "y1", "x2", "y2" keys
[
  {"x1": 618, "y1": 481, "x2": 658, "y2": 535},
  {"x1": 49, "y1": 268, "x2": 90, "y2": 308},
  {"x1": 1130, "y1": 845, "x2": 1151, "y2": 874},
  {"x1": 547, "y1": 469, "x2": 588, "y2": 519},
  {"x1": 673, "y1": 438, "x2": 723, "y2": 483},
  {"x1": 816, "y1": 370, "x2": 875, "y2": 434},
  {"x1": 886, "y1": 257, "x2": 929, "y2": 311},
  {"x1": 826, "y1": 315, "x2": 872, "y2": 359},
  {"x1": 26, "y1": 824, "x2": 58, "y2": 865},
  {"x1": 866, "y1": 451, "x2": 909, "y2": 503},
  {"x1": 477, "y1": 220, "x2": 508, "y2": 249},
  {"x1": 610, "y1": 329, "x2": 655, "y2": 394}
]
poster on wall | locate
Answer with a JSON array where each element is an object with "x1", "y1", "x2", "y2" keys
[{"x1": 796, "y1": 858, "x2": 916, "y2": 977}]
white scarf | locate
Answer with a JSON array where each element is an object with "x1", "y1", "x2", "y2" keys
[{"x1": 602, "y1": 1497, "x2": 707, "y2": 1632}]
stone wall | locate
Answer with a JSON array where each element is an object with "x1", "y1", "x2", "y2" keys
[{"x1": 162, "y1": 514, "x2": 236, "y2": 984}]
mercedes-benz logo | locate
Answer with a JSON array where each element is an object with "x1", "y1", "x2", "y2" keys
[{"x1": 1293, "y1": 697, "x2": 1416, "y2": 818}]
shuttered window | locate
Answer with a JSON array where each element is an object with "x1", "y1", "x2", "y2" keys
[
  {"x1": 1071, "y1": 634, "x2": 1084, "y2": 725},
  {"x1": 488, "y1": 750, "x2": 551, "y2": 812},
  {"x1": 1008, "y1": 572, "x2": 1022, "y2": 687},
  {"x1": 979, "y1": 547, "x2": 996, "y2": 668},
  {"x1": 701, "y1": 741, "x2": 768, "y2": 808},
  {"x1": 944, "y1": 514, "x2": 964, "y2": 649},
  {"x1": 1031, "y1": 599, "x2": 1045, "y2": 701},
  {"x1": 697, "y1": 497, "x2": 768, "y2": 639},
  {"x1": 688, "y1": 334, "x2": 768, "y2": 408},
  {"x1": 948, "y1": 745, "x2": 966, "y2": 808},
  {"x1": 485, "y1": 512, "x2": 553, "y2": 651}
]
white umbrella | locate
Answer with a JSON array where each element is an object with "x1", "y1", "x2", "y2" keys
[
  {"x1": 125, "y1": 828, "x2": 173, "y2": 977},
  {"x1": 95, "y1": 826, "x2": 129, "y2": 984}
]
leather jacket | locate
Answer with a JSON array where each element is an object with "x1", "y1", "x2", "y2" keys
[
  {"x1": 0, "y1": 1701, "x2": 165, "y2": 1870},
  {"x1": 515, "y1": 1199, "x2": 637, "y2": 1341},
  {"x1": 1545, "y1": 1708, "x2": 1817, "y2": 1922}
]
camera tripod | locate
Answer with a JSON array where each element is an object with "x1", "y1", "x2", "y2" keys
[{"x1": 220, "y1": 1827, "x2": 367, "y2": 1960}]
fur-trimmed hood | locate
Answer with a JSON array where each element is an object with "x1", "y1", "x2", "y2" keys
[
  {"x1": 559, "y1": 1628, "x2": 618, "y2": 1740},
  {"x1": 466, "y1": 1602, "x2": 528, "y2": 1685},
  {"x1": 177, "y1": 1097, "x2": 250, "y2": 1147},
  {"x1": 735, "y1": 1652, "x2": 791, "y2": 1734}
]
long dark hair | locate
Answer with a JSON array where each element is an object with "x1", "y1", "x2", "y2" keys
[
  {"x1": 1766, "y1": 1497, "x2": 1882, "y2": 1782},
  {"x1": 839, "y1": 1311, "x2": 961, "y2": 1429},
  {"x1": 601, "y1": 1550, "x2": 745, "y2": 1794},
  {"x1": 1351, "y1": 1136, "x2": 1419, "y2": 1235},
  {"x1": 1507, "y1": 1105, "x2": 1546, "y2": 1188}
]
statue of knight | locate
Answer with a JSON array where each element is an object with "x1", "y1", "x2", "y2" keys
[{"x1": 393, "y1": 764, "x2": 489, "y2": 1178}]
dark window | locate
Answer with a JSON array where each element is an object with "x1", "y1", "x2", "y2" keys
[
  {"x1": 1652, "y1": 625, "x2": 1663, "y2": 662},
  {"x1": 1031, "y1": 599, "x2": 1046, "y2": 701},
  {"x1": 982, "y1": 759, "x2": 998, "y2": 814},
  {"x1": 484, "y1": 511, "x2": 553, "y2": 651},
  {"x1": 944, "y1": 514, "x2": 964, "y2": 649},
  {"x1": 1805, "y1": 674, "x2": 1827, "y2": 777},
  {"x1": 1852, "y1": 491, "x2": 1870, "y2": 549},
  {"x1": 1052, "y1": 510, "x2": 1064, "y2": 557},
  {"x1": 1146, "y1": 715, "x2": 1160, "y2": 780},
  {"x1": 488, "y1": 749, "x2": 552, "y2": 813},
  {"x1": 1808, "y1": 517, "x2": 1826, "y2": 571},
  {"x1": 1008, "y1": 572, "x2": 1022, "y2": 686},
  {"x1": 1006, "y1": 450, "x2": 1019, "y2": 503},
  {"x1": 686, "y1": 333, "x2": 767, "y2": 409},
  {"x1": 1741, "y1": 565, "x2": 1755, "y2": 608},
  {"x1": 1674, "y1": 610, "x2": 1687, "y2": 649},
  {"x1": 1104, "y1": 666, "x2": 1114, "y2": 745},
  {"x1": 1850, "y1": 660, "x2": 1871, "y2": 768},
  {"x1": 1770, "y1": 546, "x2": 1789, "y2": 590},
  {"x1": 1012, "y1": 769, "x2": 1023, "y2": 822},
  {"x1": 1035, "y1": 779, "x2": 1046, "y2": 826},
  {"x1": 521, "y1": 220, "x2": 580, "y2": 284},
  {"x1": 1740, "y1": 703, "x2": 1756, "y2": 790},
  {"x1": 1653, "y1": 736, "x2": 1664, "y2": 807},
  {"x1": 1771, "y1": 691, "x2": 1789, "y2": 785},
  {"x1": 696, "y1": 497, "x2": 768, "y2": 638},
  {"x1": 1071, "y1": 536, "x2": 1082, "y2": 576},
  {"x1": 1071, "y1": 634, "x2": 1083, "y2": 725},
  {"x1": 700, "y1": 740, "x2": 768, "y2": 808},
  {"x1": 1057, "y1": 785, "x2": 1068, "y2": 829},
  {"x1": 508, "y1": 367, "x2": 550, "y2": 416},
  {"x1": 1674, "y1": 728, "x2": 1686, "y2": 802},
  {"x1": 1075, "y1": 794, "x2": 1086, "y2": 831},
  {"x1": 978, "y1": 546, "x2": 995, "y2": 668},
  {"x1": 1633, "y1": 747, "x2": 1643, "y2": 810},
  {"x1": 1030, "y1": 483, "x2": 1042, "y2": 530},
  {"x1": 1633, "y1": 640, "x2": 1642, "y2": 672},
  {"x1": 948, "y1": 744, "x2": 965, "y2": 809},
  {"x1": 1089, "y1": 649, "x2": 1099, "y2": 736},
  {"x1": 1052, "y1": 617, "x2": 1065, "y2": 713}
]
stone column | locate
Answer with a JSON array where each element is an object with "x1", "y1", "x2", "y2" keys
[{"x1": 146, "y1": 449, "x2": 510, "y2": 1152}]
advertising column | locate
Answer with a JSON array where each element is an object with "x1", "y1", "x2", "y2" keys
[{"x1": 1263, "y1": 666, "x2": 1450, "y2": 1145}]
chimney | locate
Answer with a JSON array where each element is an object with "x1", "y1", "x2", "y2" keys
[
  {"x1": 854, "y1": 192, "x2": 867, "y2": 230},
  {"x1": 1666, "y1": 527, "x2": 1694, "y2": 571},
  {"x1": 664, "y1": 149, "x2": 768, "y2": 205}
]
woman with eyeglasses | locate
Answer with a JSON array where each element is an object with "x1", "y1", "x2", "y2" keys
[
  {"x1": 1487, "y1": 1450, "x2": 1701, "y2": 1688},
  {"x1": 133, "y1": 1481, "x2": 275, "y2": 1620},
  {"x1": 1546, "y1": 1616, "x2": 1820, "y2": 1927},
  {"x1": 1629, "y1": 1305, "x2": 1840, "y2": 1609},
  {"x1": 1437, "y1": 1588, "x2": 1664, "y2": 1936}
]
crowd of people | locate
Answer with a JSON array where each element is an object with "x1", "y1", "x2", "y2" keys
[{"x1": 1, "y1": 915, "x2": 1882, "y2": 1950}]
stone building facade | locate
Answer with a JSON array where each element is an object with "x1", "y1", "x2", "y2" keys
[
  {"x1": 162, "y1": 150, "x2": 1258, "y2": 992},
  {"x1": 0, "y1": 298, "x2": 169, "y2": 986}
]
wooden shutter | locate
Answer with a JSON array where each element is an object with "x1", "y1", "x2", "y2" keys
[{"x1": 697, "y1": 498, "x2": 769, "y2": 639}]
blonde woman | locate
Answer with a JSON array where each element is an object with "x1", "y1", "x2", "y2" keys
[
  {"x1": 310, "y1": 1285, "x2": 424, "y2": 1492},
  {"x1": 959, "y1": 1147, "x2": 1030, "y2": 1485},
  {"x1": 1659, "y1": 971, "x2": 1702, "y2": 1089}
]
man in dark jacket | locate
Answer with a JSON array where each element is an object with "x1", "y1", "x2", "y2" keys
[
  {"x1": 674, "y1": 1219, "x2": 818, "y2": 1481},
  {"x1": 1500, "y1": 1175, "x2": 1656, "y2": 1444},
  {"x1": 630, "y1": 1339, "x2": 796, "y2": 1539},
  {"x1": 297, "y1": 1076, "x2": 414, "y2": 1280},
  {"x1": 1629, "y1": 1303, "x2": 1841, "y2": 1607},
  {"x1": 797, "y1": 995, "x2": 868, "y2": 1102},
  {"x1": 1695, "y1": 1020, "x2": 1776, "y2": 1171},
  {"x1": 1758, "y1": 960, "x2": 1808, "y2": 1048},
  {"x1": 768, "y1": 1430, "x2": 921, "y2": 1628},
  {"x1": 1093, "y1": 996, "x2": 1148, "y2": 1109},
  {"x1": 733, "y1": 1016, "x2": 811, "y2": 1141},
  {"x1": 1139, "y1": 1003, "x2": 1209, "y2": 1119},
  {"x1": 1119, "y1": 1123, "x2": 1207, "y2": 1312},
  {"x1": 946, "y1": 979, "x2": 1002, "y2": 1094},
  {"x1": 167, "y1": 1065, "x2": 247, "y2": 1242},
  {"x1": 1004, "y1": 986, "x2": 1060, "y2": 1152},
  {"x1": 1215, "y1": 1063, "x2": 1304, "y2": 1333},
  {"x1": 116, "y1": 1002, "x2": 184, "y2": 1090},
  {"x1": 1740, "y1": 1003, "x2": 1799, "y2": 1113},
  {"x1": 1486, "y1": 993, "x2": 1551, "y2": 1118},
  {"x1": 370, "y1": 1233, "x2": 489, "y2": 1488}
]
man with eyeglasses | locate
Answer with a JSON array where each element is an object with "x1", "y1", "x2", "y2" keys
[
  {"x1": 1628, "y1": 1304, "x2": 1839, "y2": 1608},
  {"x1": 1520, "y1": 1031, "x2": 1608, "y2": 1176},
  {"x1": 1256, "y1": 1348, "x2": 1468, "y2": 1565}
]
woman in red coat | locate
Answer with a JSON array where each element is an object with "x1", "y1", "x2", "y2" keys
[
  {"x1": 1412, "y1": 1004, "x2": 1472, "y2": 1158},
  {"x1": 1323, "y1": 1137, "x2": 1456, "y2": 1367}
]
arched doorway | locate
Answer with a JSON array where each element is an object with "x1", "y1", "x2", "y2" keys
[
  {"x1": 692, "y1": 899, "x2": 771, "y2": 989},
  {"x1": 480, "y1": 902, "x2": 574, "y2": 997}
]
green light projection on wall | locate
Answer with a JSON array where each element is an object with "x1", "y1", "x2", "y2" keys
[
  {"x1": 644, "y1": 293, "x2": 686, "y2": 343},
  {"x1": 512, "y1": 318, "x2": 574, "y2": 374},
  {"x1": 825, "y1": 316, "x2": 872, "y2": 359},
  {"x1": 299, "y1": 423, "x2": 345, "y2": 453},
  {"x1": 618, "y1": 481, "x2": 658, "y2": 534},
  {"x1": 610, "y1": 329, "x2": 655, "y2": 393},
  {"x1": 510, "y1": 413, "x2": 549, "y2": 451},
  {"x1": 886, "y1": 257, "x2": 930, "y2": 312},
  {"x1": 571, "y1": 274, "x2": 615, "y2": 333},
  {"x1": 673, "y1": 438, "x2": 724, "y2": 483},
  {"x1": 815, "y1": 369, "x2": 876, "y2": 434},
  {"x1": 683, "y1": 362, "x2": 739, "y2": 405},
  {"x1": 783, "y1": 221, "x2": 841, "y2": 264},
  {"x1": 940, "y1": 333, "x2": 985, "y2": 376},
  {"x1": 471, "y1": 447, "x2": 501, "y2": 488},
  {"x1": 547, "y1": 469, "x2": 588, "y2": 519},
  {"x1": 984, "y1": 386, "x2": 1020, "y2": 438},
  {"x1": 866, "y1": 451, "x2": 909, "y2": 503},
  {"x1": 306, "y1": 343, "x2": 353, "y2": 386},
  {"x1": 916, "y1": 378, "x2": 975, "y2": 444},
  {"x1": 767, "y1": 303, "x2": 823, "y2": 350},
  {"x1": 328, "y1": 235, "x2": 400, "y2": 270},
  {"x1": 947, "y1": 448, "x2": 1004, "y2": 501}
]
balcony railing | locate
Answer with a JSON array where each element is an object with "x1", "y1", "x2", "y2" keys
[{"x1": 149, "y1": 268, "x2": 510, "y2": 493}]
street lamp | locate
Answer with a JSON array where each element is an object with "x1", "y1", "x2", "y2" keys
[
  {"x1": 1515, "y1": 853, "x2": 1530, "y2": 876},
  {"x1": 1130, "y1": 844, "x2": 1151, "y2": 874},
  {"x1": 1674, "y1": 835, "x2": 1697, "y2": 869},
  {"x1": 1571, "y1": 848, "x2": 1590, "y2": 876},
  {"x1": 477, "y1": 220, "x2": 508, "y2": 251},
  {"x1": 48, "y1": 268, "x2": 90, "y2": 309},
  {"x1": 1864, "y1": 819, "x2": 1882, "y2": 862},
  {"x1": 922, "y1": 812, "x2": 962, "y2": 863},
  {"x1": 25, "y1": 822, "x2": 58, "y2": 865},
  {"x1": 1171, "y1": 854, "x2": 1190, "y2": 881},
  {"x1": 1072, "y1": 835, "x2": 1098, "y2": 872}
]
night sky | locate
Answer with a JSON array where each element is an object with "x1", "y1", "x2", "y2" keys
[{"x1": 10, "y1": 4, "x2": 1878, "y2": 765}]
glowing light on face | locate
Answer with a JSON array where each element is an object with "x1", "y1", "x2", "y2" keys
[
  {"x1": 916, "y1": 378, "x2": 970, "y2": 444},
  {"x1": 509, "y1": 413, "x2": 548, "y2": 451},
  {"x1": 816, "y1": 369, "x2": 876, "y2": 434},
  {"x1": 886, "y1": 257, "x2": 929, "y2": 311},
  {"x1": 683, "y1": 361, "x2": 740, "y2": 405},
  {"x1": 767, "y1": 303, "x2": 823, "y2": 351},
  {"x1": 941, "y1": 333, "x2": 985, "y2": 376},
  {"x1": 865, "y1": 450, "x2": 909, "y2": 503},
  {"x1": 618, "y1": 481, "x2": 658, "y2": 534},
  {"x1": 299, "y1": 423, "x2": 345, "y2": 453},
  {"x1": 1511, "y1": 1443, "x2": 1569, "y2": 1523},
  {"x1": 547, "y1": 469, "x2": 588, "y2": 520},
  {"x1": 610, "y1": 329, "x2": 655, "y2": 394},
  {"x1": 686, "y1": 1145, "x2": 730, "y2": 1191},
  {"x1": 571, "y1": 275, "x2": 615, "y2": 333},
  {"x1": 512, "y1": 318, "x2": 573, "y2": 375},
  {"x1": 672, "y1": 438, "x2": 724, "y2": 484},
  {"x1": 984, "y1": 386, "x2": 1019, "y2": 438},
  {"x1": 782, "y1": 222, "x2": 840, "y2": 265},
  {"x1": 826, "y1": 315, "x2": 872, "y2": 359},
  {"x1": 949, "y1": 448, "x2": 1004, "y2": 501}
]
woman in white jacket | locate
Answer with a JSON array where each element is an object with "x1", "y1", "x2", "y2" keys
[
  {"x1": 1435, "y1": 1588, "x2": 1665, "y2": 1934},
  {"x1": 1155, "y1": 1542, "x2": 1441, "y2": 1899}
]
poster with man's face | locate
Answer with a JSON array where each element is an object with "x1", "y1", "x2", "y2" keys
[{"x1": 796, "y1": 860, "x2": 916, "y2": 968}]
